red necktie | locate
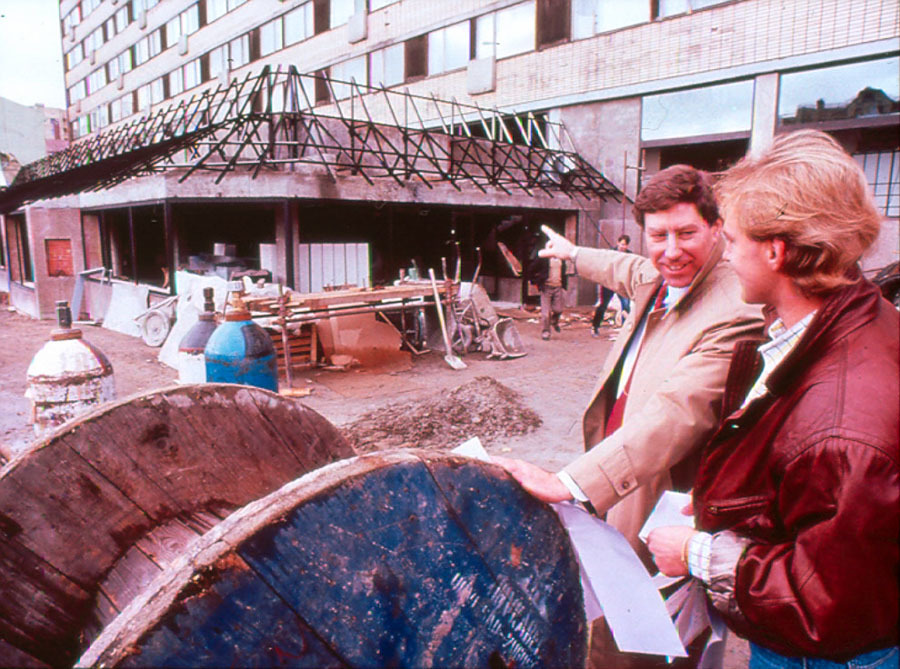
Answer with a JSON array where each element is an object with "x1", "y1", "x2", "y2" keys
[{"x1": 604, "y1": 282, "x2": 666, "y2": 437}]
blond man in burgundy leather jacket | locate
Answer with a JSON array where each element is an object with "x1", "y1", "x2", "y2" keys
[{"x1": 648, "y1": 131, "x2": 899, "y2": 667}]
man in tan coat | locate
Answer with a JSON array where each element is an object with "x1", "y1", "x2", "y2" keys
[
  {"x1": 499, "y1": 165, "x2": 763, "y2": 559},
  {"x1": 499, "y1": 166, "x2": 763, "y2": 666}
]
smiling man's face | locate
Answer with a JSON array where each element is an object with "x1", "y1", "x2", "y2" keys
[{"x1": 644, "y1": 202, "x2": 721, "y2": 287}]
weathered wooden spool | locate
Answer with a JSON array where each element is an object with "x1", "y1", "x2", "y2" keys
[
  {"x1": 78, "y1": 450, "x2": 587, "y2": 668},
  {"x1": 0, "y1": 384, "x2": 354, "y2": 668}
]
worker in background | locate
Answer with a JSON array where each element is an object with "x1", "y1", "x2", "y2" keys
[
  {"x1": 497, "y1": 165, "x2": 764, "y2": 667},
  {"x1": 647, "y1": 130, "x2": 898, "y2": 669},
  {"x1": 591, "y1": 234, "x2": 633, "y2": 336},
  {"x1": 525, "y1": 227, "x2": 569, "y2": 341}
]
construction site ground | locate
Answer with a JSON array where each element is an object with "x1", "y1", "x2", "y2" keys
[{"x1": 0, "y1": 304, "x2": 749, "y2": 667}]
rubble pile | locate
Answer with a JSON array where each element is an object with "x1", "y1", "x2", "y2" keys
[{"x1": 343, "y1": 376, "x2": 542, "y2": 452}]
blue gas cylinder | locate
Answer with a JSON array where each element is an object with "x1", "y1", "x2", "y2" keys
[{"x1": 204, "y1": 287, "x2": 277, "y2": 392}]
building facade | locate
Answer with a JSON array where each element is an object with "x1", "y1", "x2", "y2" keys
[{"x1": 1, "y1": 0, "x2": 897, "y2": 318}]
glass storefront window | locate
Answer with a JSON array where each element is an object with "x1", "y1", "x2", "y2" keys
[
  {"x1": 642, "y1": 80, "x2": 754, "y2": 141},
  {"x1": 855, "y1": 151, "x2": 899, "y2": 217},
  {"x1": 779, "y1": 57, "x2": 900, "y2": 125}
]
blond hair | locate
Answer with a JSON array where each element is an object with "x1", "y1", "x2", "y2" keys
[{"x1": 716, "y1": 130, "x2": 882, "y2": 295}]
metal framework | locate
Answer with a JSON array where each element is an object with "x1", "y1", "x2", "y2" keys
[{"x1": 0, "y1": 66, "x2": 620, "y2": 213}]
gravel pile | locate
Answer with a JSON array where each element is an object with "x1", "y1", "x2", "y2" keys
[{"x1": 343, "y1": 376, "x2": 542, "y2": 452}]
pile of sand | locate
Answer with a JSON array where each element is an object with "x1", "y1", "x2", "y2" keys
[{"x1": 343, "y1": 376, "x2": 542, "y2": 452}]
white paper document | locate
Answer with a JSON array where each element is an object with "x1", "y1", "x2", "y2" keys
[
  {"x1": 552, "y1": 502, "x2": 687, "y2": 657},
  {"x1": 638, "y1": 490, "x2": 693, "y2": 542}
]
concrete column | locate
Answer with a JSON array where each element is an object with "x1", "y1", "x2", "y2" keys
[
  {"x1": 749, "y1": 73, "x2": 779, "y2": 158},
  {"x1": 274, "y1": 200, "x2": 297, "y2": 288}
]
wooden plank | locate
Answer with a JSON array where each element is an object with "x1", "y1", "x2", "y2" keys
[
  {"x1": 98, "y1": 546, "x2": 162, "y2": 611},
  {"x1": 0, "y1": 540, "x2": 89, "y2": 666}
]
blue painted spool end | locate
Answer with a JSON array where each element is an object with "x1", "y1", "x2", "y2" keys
[{"x1": 204, "y1": 315, "x2": 277, "y2": 392}]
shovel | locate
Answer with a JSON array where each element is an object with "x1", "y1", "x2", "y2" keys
[{"x1": 429, "y1": 268, "x2": 467, "y2": 370}]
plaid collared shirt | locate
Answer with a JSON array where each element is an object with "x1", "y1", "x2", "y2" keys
[{"x1": 740, "y1": 311, "x2": 816, "y2": 409}]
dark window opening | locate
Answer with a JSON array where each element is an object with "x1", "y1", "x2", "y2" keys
[
  {"x1": 314, "y1": 69, "x2": 330, "y2": 104},
  {"x1": 405, "y1": 34, "x2": 427, "y2": 81},
  {"x1": 5, "y1": 214, "x2": 34, "y2": 283},
  {"x1": 537, "y1": 0, "x2": 570, "y2": 48},
  {"x1": 313, "y1": 0, "x2": 330, "y2": 34},
  {"x1": 657, "y1": 138, "x2": 749, "y2": 173}
]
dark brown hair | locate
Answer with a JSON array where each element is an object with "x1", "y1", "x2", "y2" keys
[{"x1": 633, "y1": 164, "x2": 719, "y2": 227}]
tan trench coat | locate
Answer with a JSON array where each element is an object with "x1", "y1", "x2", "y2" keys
[{"x1": 563, "y1": 239, "x2": 764, "y2": 549}]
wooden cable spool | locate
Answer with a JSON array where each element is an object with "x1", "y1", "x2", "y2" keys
[
  {"x1": 78, "y1": 450, "x2": 587, "y2": 668},
  {"x1": 0, "y1": 384, "x2": 355, "y2": 668}
]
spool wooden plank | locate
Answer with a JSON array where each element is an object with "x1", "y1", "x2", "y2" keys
[
  {"x1": 79, "y1": 451, "x2": 587, "y2": 668},
  {"x1": 0, "y1": 384, "x2": 354, "y2": 668}
]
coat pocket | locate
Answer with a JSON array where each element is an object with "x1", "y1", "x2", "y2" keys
[{"x1": 703, "y1": 494, "x2": 774, "y2": 535}]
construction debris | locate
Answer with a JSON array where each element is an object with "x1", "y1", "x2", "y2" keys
[{"x1": 343, "y1": 376, "x2": 542, "y2": 452}]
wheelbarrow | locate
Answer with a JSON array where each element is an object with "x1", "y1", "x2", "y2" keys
[{"x1": 133, "y1": 295, "x2": 179, "y2": 347}]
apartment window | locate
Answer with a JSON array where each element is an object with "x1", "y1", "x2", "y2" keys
[
  {"x1": 117, "y1": 49, "x2": 133, "y2": 75},
  {"x1": 73, "y1": 115, "x2": 90, "y2": 138},
  {"x1": 331, "y1": 55, "x2": 367, "y2": 99},
  {"x1": 537, "y1": 0, "x2": 569, "y2": 47},
  {"x1": 115, "y1": 5, "x2": 131, "y2": 33},
  {"x1": 183, "y1": 58, "x2": 202, "y2": 90},
  {"x1": 778, "y1": 57, "x2": 900, "y2": 125},
  {"x1": 230, "y1": 34, "x2": 250, "y2": 68},
  {"x1": 285, "y1": 2, "x2": 314, "y2": 45},
  {"x1": 136, "y1": 78, "x2": 164, "y2": 110},
  {"x1": 66, "y1": 43, "x2": 85, "y2": 71},
  {"x1": 62, "y1": 3, "x2": 82, "y2": 34},
  {"x1": 855, "y1": 150, "x2": 899, "y2": 217},
  {"x1": 208, "y1": 44, "x2": 227, "y2": 80},
  {"x1": 370, "y1": 43, "x2": 404, "y2": 87},
  {"x1": 84, "y1": 0, "x2": 103, "y2": 16},
  {"x1": 260, "y1": 17, "x2": 284, "y2": 55},
  {"x1": 131, "y1": 0, "x2": 160, "y2": 16},
  {"x1": 427, "y1": 21, "x2": 469, "y2": 76},
  {"x1": 475, "y1": 2, "x2": 535, "y2": 60},
  {"x1": 110, "y1": 94, "x2": 135, "y2": 122},
  {"x1": 405, "y1": 34, "x2": 427, "y2": 81},
  {"x1": 69, "y1": 80, "x2": 87, "y2": 103},
  {"x1": 166, "y1": 4, "x2": 200, "y2": 48},
  {"x1": 313, "y1": 0, "x2": 329, "y2": 34},
  {"x1": 655, "y1": 0, "x2": 730, "y2": 18},
  {"x1": 107, "y1": 54, "x2": 120, "y2": 81},
  {"x1": 135, "y1": 29, "x2": 163, "y2": 65},
  {"x1": 5, "y1": 216, "x2": 33, "y2": 284},
  {"x1": 642, "y1": 80, "x2": 753, "y2": 141},
  {"x1": 331, "y1": 0, "x2": 354, "y2": 28},
  {"x1": 86, "y1": 67, "x2": 107, "y2": 95},
  {"x1": 86, "y1": 26, "x2": 104, "y2": 52},
  {"x1": 90, "y1": 105, "x2": 110, "y2": 131},
  {"x1": 206, "y1": 0, "x2": 228, "y2": 22},
  {"x1": 572, "y1": 0, "x2": 648, "y2": 39}
]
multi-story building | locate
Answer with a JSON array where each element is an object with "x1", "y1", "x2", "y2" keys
[{"x1": 0, "y1": 0, "x2": 897, "y2": 319}]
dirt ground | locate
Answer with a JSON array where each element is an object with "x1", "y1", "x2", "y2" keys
[{"x1": 0, "y1": 303, "x2": 749, "y2": 667}]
